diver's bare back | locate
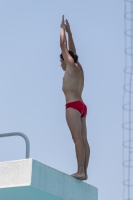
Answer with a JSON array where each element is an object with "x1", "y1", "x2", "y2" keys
[{"x1": 62, "y1": 61, "x2": 84, "y2": 103}]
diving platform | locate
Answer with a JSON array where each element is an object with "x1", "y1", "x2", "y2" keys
[{"x1": 0, "y1": 159, "x2": 98, "y2": 200}]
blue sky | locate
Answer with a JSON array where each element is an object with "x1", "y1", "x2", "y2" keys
[{"x1": 0, "y1": 1, "x2": 125, "y2": 200}]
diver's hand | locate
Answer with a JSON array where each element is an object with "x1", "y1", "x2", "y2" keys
[
  {"x1": 65, "y1": 19, "x2": 71, "y2": 34},
  {"x1": 60, "y1": 15, "x2": 65, "y2": 29}
]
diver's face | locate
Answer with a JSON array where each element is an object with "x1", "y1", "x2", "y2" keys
[{"x1": 60, "y1": 58, "x2": 66, "y2": 71}]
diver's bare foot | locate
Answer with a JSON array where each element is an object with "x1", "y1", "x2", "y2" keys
[
  {"x1": 71, "y1": 172, "x2": 85, "y2": 180},
  {"x1": 82, "y1": 174, "x2": 88, "y2": 180}
]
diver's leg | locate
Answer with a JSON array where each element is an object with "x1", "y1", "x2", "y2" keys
[
  {"x1": 66, "y1": 107, "x2": 85, "y2": 180},
  {"x1": 81, "y1": 116, "x2": 90, "y2": 180}
]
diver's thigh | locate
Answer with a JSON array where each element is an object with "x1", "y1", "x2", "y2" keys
[
  {"x1": 66, "y1": 108, "x2": 82, "y2": 141},
  {"x1": 81, "y1": 117, "x2": 88, "y2": 141}
]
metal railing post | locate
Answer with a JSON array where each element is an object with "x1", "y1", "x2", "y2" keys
[{"x1": 0, "y1": 132, "x2": 30, "y2": 158}]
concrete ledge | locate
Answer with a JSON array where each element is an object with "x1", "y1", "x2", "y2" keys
[{"x1": 0, "y1": 159, "x2": 98, "y2": 200}]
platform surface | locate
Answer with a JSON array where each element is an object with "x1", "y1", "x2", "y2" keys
[{"x1": 0, "y1": 159, "x2": 98, "y2": 200}]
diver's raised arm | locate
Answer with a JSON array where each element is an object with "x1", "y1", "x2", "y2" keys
[
  {"x1": 60, "y1": 15, "x2": 67, "y2": 48},
  {"x1": 65, "y1": 19, "x2": 76, "y2": 53}
]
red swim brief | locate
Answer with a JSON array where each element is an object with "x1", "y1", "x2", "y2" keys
[{"x1": 65, "y1": 100, "x2": 87, "y2": 117}]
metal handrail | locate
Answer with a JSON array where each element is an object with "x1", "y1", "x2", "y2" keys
[{"x1": 0, "y1": 132, "x2": 30, "y2": 158}]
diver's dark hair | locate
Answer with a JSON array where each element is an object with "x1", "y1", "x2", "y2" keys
[{"x1": 60, "y1": 50, "x2": 78, "y2": 63}]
